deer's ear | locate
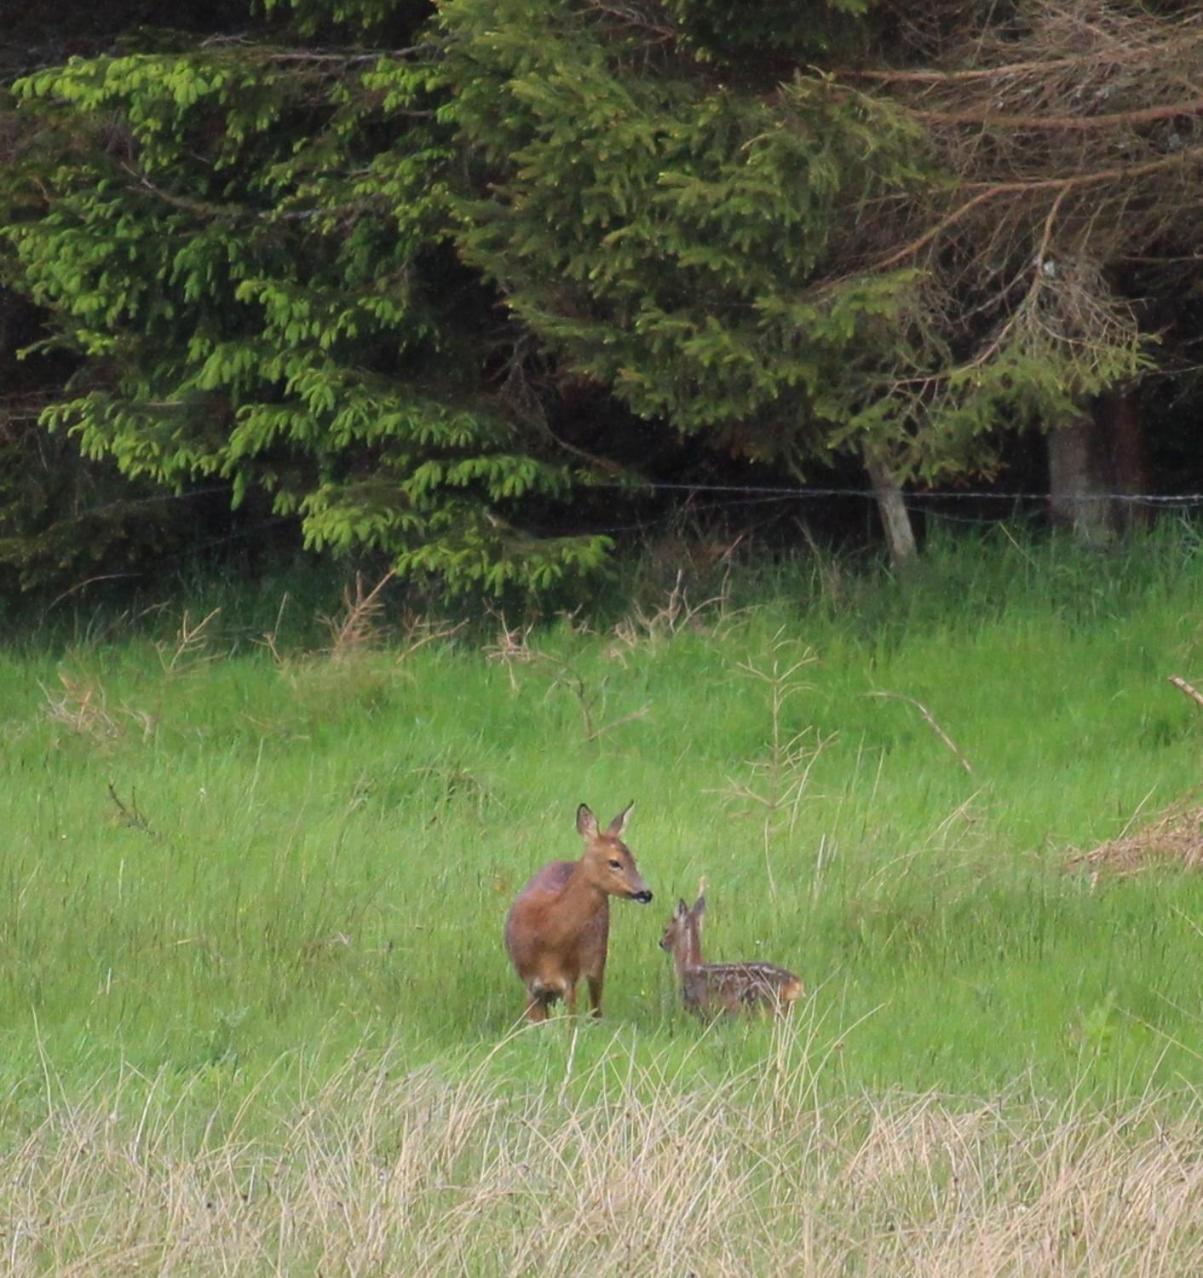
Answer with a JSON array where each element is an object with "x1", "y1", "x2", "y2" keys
[
  {"x1": 692, "y1": 895, "x2": 707, "y2": 917},
  {"x1": 674, "y1": 898, "x2": 690, "y2": 920},
  {"x1": 576, "y1": 804, "x2": 599, "y2": 839},
  {"x1": 607, "y1": 800, "x2": 634, "y2": 838}
]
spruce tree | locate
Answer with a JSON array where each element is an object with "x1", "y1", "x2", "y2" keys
[{"x1": 4, "y1": 0, "x2": 612, "y2": 598}]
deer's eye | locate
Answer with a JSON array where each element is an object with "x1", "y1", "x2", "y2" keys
[{"x1": 608, "y1": 859, "x2": 622, "y2": 869}]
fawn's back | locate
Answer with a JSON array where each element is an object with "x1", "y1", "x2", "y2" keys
[{"x1": 680, "y1": 960, "x2": 802, "y2": 1016}]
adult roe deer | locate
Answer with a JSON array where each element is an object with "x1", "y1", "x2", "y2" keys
[
  {"x1": 660, "y1": 893, "x2": 802, "y2": 1017},
  {"x1": 505, "y1": 802, "x2": 652, "y2": 1022}
]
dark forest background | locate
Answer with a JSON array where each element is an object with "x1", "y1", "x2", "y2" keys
[{"x1": 5, "y1": 0, "x2": 1203, "y2": 610}]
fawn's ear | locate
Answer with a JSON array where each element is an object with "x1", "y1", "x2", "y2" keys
[
  {"x1": 692, "y1": 895, "x2": 707, "y2": 917},
  {"x1": 606, "y1": 800, "x2": 634, "y2": 838},
  {"x1": 576, "y1": 804, "x2": 599, "y2": 839},
  {"x1": 674, "y1": 898, "x2": 689, "y2": 920}
]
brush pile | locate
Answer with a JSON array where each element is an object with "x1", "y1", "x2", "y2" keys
[{"x1": 1066, "y1": 800, "x2": 1203, "y2": 878}]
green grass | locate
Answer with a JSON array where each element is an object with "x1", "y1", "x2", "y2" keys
[{"x1": 5, "y1": 526, "x2": 1203, "y2": 1270}]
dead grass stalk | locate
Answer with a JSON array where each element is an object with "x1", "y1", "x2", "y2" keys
[{"x1": 10, "y1": 1033, "x2": 1203, "y2": 1275}]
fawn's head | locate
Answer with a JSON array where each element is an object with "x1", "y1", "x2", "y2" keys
[
  {"x1": 659, "y1": 895, "x2": 705, "y2": 959},
  {"x1": 576, "y1": 802, "x2": 652, "y2": 902}
]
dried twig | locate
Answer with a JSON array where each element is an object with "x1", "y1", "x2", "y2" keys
[
  {"x1": 866, "y1": 690, "x2": 974, "y2": 774},
  {"x1": 833, "y1": 20, "x2": 1203, "y2": 85},
  {"x1": 322, "y1": 571, "x2": 395, "y2": 659},
  {"x1": 485, "y1": 608, "x2": 650, "y2": 742},
  {"x1": 483, "y1": 609, "x2": 537, "y2": 693},
  {"x1": 255, "y1": 594, "x2": 291, "y2": 666},
  {"x1": 158, "y1": 607, "x2": 221, "y2": 674},
  {"x1": 106, "y1": 782, "x2": 154, "y2": 835},
  {"x1": 41, "y1": 672, "x2": 121, "y2": 740},
  {"x1": 911, "y1": 95, "x2": 1203, "y2": 133},
  {"x1": 1168, "y1": 675, "x2": 1203, "y2": 711},
  {"x1": 711, "y1": 636, "x2": 826, "y2": 901},
  {"x1": 583, "y1": 702, "x2": 651, "y2": 743},
  {"x1": 608, "y1": 567, "x2": 736, "y2": 659},
  {"x1": 1066, "y1": 796, "x2": 1203, "y2": 878}
]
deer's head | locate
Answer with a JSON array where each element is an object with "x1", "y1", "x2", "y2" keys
[
  {"x1": 659, "y1": 895, "x2": 704, "y2": 961},
  {"x1": 577, "y1": 802, "x2": 652, "y2": 902}
]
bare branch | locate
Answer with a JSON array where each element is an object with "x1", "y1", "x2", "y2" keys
[
  {"x1": 1168, "y1": 675, "x2": 1203, "y2": 711},
  {"x1": 911, "y1": 96, "x2": 1203, "y2": 133},
  {"x1": 833, "y1": 22, "x2": 1203, "y2": 86},
  {"x1": 866, "y1": 691, "x2": 974, "y2": 774},
  {"x1": 869, "y1": 144, "x2": 1203, "y2": 274}
]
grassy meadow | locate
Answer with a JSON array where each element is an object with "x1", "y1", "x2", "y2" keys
[{"x1": 5, "y1": 526, "x2": 1203, "y2": 1272}]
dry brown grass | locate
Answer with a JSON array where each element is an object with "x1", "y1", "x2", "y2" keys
[
  {"x1": 484, "y1": 609, "x2": 651, "y2": 744},
  {"x1": 253, "y1": 586, "x2": 461, "y2": 725},
  {"x1": 607, "y1": 567, "x2": 738, "y2": 663},
  {"x1": 320, "y1": 570, "x2": 396, "y2": 659},
  {"x1": 1065, "y1": 798, "x2": 1203, "y2": 879},
  {"x1": 155, "y1": 607, "x2": 222, "y2": 675},
  {"x1": 39, "y1": 671, "x2": 156, "y2": 745},
  {"x1": 8, "y1": 1033, "x2": 1203, "y2": 1275}
]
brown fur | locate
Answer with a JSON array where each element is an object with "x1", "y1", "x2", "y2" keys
[
  {"x1": 660, "y1": 895, "x2": 802, "y2": 1017},
  {"x1": 505, "y1": 802, "x2": 652, "y2": 1022}
]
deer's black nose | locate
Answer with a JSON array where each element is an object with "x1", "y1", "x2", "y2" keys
[{"x1": 631, "y1": 889, "x2": 653, "y2": 903}]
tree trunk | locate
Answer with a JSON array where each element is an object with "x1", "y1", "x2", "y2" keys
[
  {"x1": 1048, "y1": 391, "x2": 1147, "y2": 540},
  {"x1": 1048, "y1": 415, "x2": 1114, "y2": 543},
  {"x1": 864, "y1": 451, "x2": 917, "y2": 569},
  {"x1": 1099, "y1": 390, "x2": 1148, "y2": 530}
]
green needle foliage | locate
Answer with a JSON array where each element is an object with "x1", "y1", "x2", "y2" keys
[
  {"x1": 439, "y1": 0, "x2": 1150, "y2": 484},
  {"x1": 441, "y1": 0, "x2": 935, "y2": 477},
  {"x1": 5, "y1": 2, "x2": 611, "y2": 598},
  {"x1": 2, "y1": 0, "x2": 1166, "y2": 605}
]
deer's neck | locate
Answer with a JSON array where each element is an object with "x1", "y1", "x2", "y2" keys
[
  {"x1": 550, "y1": 861, "x2": 607, "y2": 937},
  {"x1": 674, "y1": 920, "x2": 704, "y2": 977}
]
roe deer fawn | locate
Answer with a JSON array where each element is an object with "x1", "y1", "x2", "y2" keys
[
  {"x1": 505, "y1": 802, "x2": 652, "y2": 1022},
  {"x1": 660, "y1": 893, "x2": 802, "y2": 1017}
]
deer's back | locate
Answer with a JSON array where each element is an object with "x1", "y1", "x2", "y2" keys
[
  {"x1": 505, "y1": 861, "x2": 609, "y2": 976},
  {"x1": 511, "y1": 860, "x2": 577, "y2": 901}
]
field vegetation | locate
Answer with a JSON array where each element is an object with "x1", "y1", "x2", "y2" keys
[{"x1": 4, "y1": 527, "x2": 1203, "y2": 1272}]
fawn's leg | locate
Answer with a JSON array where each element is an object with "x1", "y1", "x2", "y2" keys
[{"x1": 587, "y1": 973, "x2": 604, "y2": 1018}]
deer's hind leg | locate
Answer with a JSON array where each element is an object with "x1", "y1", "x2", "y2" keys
[{"x1": 524, "y1": 981, "x2": 561, "y2": 1023}]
